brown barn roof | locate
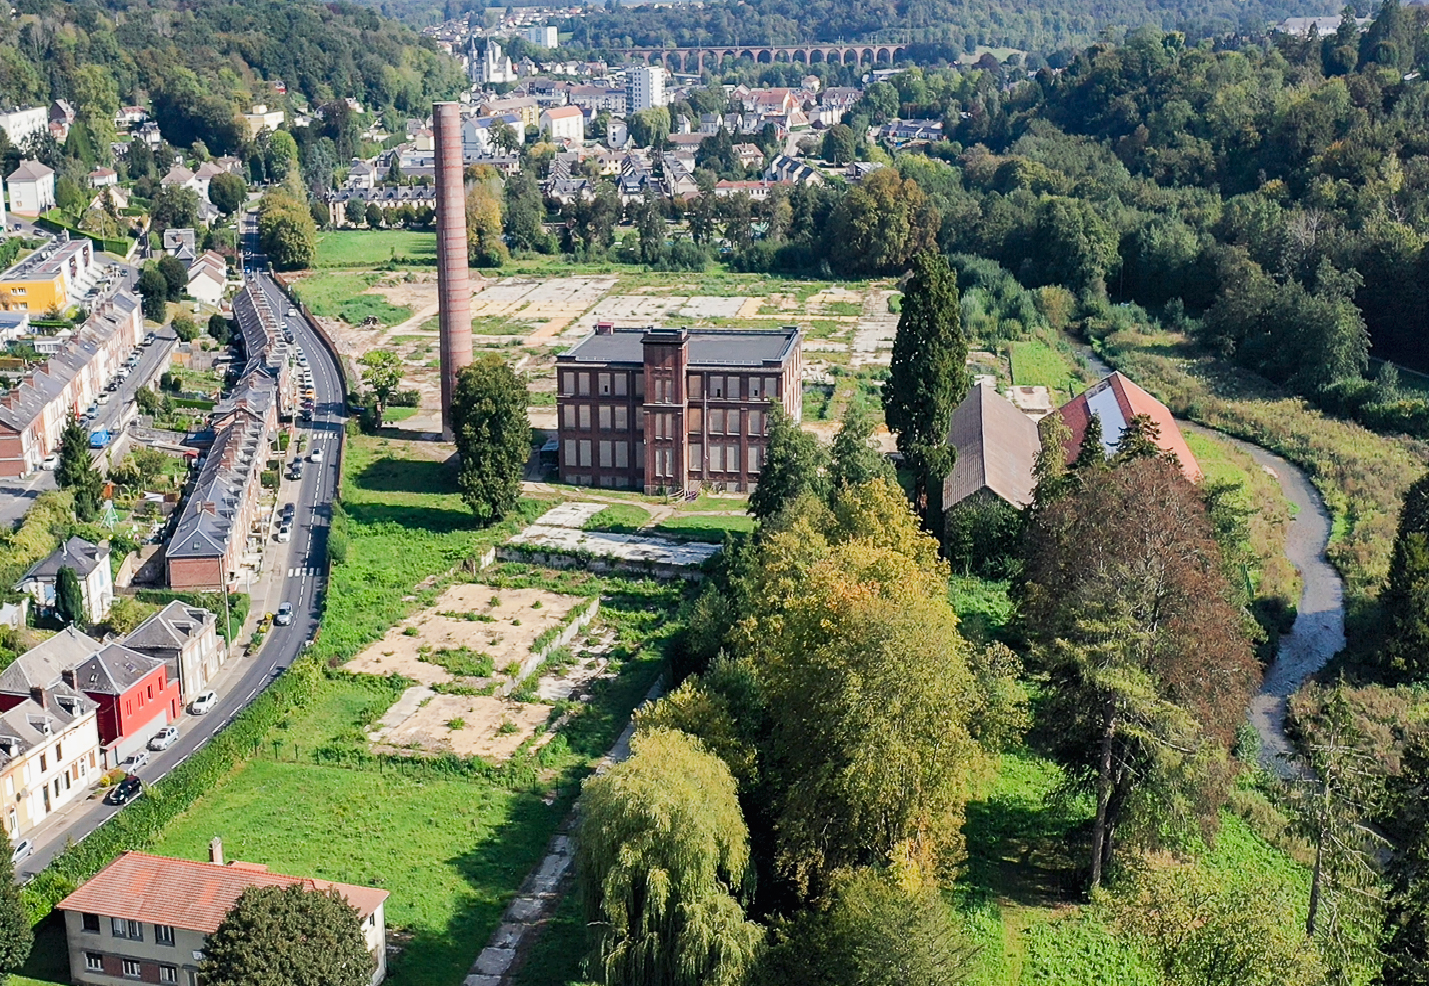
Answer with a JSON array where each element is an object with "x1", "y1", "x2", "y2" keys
[{"x1": 943, "y1": 381, "x2": 1041, "y2": 509}]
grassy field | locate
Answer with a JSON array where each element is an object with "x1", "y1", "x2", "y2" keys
[
  {"x1": 293, "y1": 272, "x2": 413, "y2": 328},
  {"x1": 317, "y1": 435, "x2": 553, "y2": 665},
  {"x1": 653, "y1": 513, "x2": 755, "y2": 541},
  {"x1": 583, "y1": 503, "x2": 650, "y2": 532},
  {"x1": 314, "y1": 230, "x2": 438, "y2": 269},
  {"x1": 949, "y1": 576, "x2": 1013, "y2": 646},
  {"x1": 1008, "y1": 337, "x2": 1089, "y2": 405}
]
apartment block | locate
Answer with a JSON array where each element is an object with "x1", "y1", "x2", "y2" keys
[{"x1": 555, "y1": 325, "x2": 801, "y2": 494}]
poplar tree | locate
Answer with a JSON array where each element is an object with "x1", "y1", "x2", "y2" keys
[
  {"x1": 450, "y1": 354, "x2": 531, "y2": 523},
  {"x1": 882, "y1": 251, "x2": 969, "y2": 528}
]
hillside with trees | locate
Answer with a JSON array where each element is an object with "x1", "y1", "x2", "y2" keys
[{"x1": 565, "y1": 0, "x2": 1330, "y2": 59}]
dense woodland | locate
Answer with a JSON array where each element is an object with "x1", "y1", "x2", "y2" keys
[{"x1": 562, "y1": 0, "x2": 1323, "y2": 58}]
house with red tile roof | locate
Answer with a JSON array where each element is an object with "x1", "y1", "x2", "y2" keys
[
  {"x1": 1057, "y1": 371, "x2": 1202, "y2": 482},
  {"x1": 58, "y1": 844, "x2": 389, "y2": 986}
]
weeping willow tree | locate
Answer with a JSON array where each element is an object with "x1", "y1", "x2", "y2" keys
[{"x1": 577, "y1": 728, "x2": 762, "y2": 986}]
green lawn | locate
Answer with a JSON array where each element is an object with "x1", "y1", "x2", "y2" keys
[
  {"x1": 293, "y1": 272, "x2": 413, "y2": 328},
  {"x1": 1009, "y1": 338, "x2": 1087, "y2": 404},
  {"x1": 583, "y1": 503, "x2": 650, "y2": 532},
  {"x1": 152, "y1": 759, "x2": 556, "y2": 986},
  {"x1": 314, "y1": 230, "x2": 438, "y2": 269},
  {"x1": 948, "y1": 576, "x2": 1013, "y2": 646},
  {"x1": 653, "y1": 513, "x2": 755, "y2": 541}
]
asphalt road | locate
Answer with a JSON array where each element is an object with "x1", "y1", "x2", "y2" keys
[{"x1": 15, "y1": 219, "x2": 347, "y2": 879}]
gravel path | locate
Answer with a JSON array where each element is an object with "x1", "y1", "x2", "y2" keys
[{"x1": 1077, "y1": 348, "x2": 1345, "y2": 776}]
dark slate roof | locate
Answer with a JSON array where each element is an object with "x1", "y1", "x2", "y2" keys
[
  {"x1": 0, "y1": 689, "x2": 97, "y2": 766},
  {"x1": 125, "y1": 601, "x2": 214, "y2": 654},
  {"x1": 70, "y1": 643, "x2": 164, "y2": 696},
  {"x1": 943, "y1": 381, "x2": 1041, "y2": 509},
  {"x1": 19, "y1": 536, "x2": 108, "y2": 582},
  {"x1": 559, "y1": 326, "x2": 799, "y2": 368},
  {"x1": 0, "y1": 625, "x2": 103, "y2": 694}
]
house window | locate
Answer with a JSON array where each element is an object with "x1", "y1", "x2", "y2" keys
[
  {"x1": 562, "y1": 404, "x2": 575, "y2": 430},
  {"x1": 598, "y1": 405, "x2": 612, "y2": 430},
  {"x1": 709, "y1": 410, "x2": 724, "y2": 435},
  {"x1": 577, "y1": 372, "x2": 590, "y2": 396},
  {"x1": 748, "y1": 410, "x2": 761, "y2": 436},
  {"x1": 54, "y1": 741, "x2": 60, "y2": 760},
  {"x1": 615, "y1": 442, "x2": 628, "y2": 469},
  {"x1": 563, "y1": 440, "x2": 576, "y2": 465},
  {"x1": 155, "y1": 924, "x2": 176, "y2": 946},
  {"x1": 122, "y1": 959, "x2": 142, "y2": 979},
  {"x1": 727, "y1": 377, "x2": 740, "y2": 399},
  {"x1": 614, "y1": 407, "x2": 628, "y2": 430},
  {"x1": 113, "y1": 918, "x2": 142, "y2": 940},
  {"x1": 727, "y1": 410, "x2": 740, "y2": 435},
  {"x1": 748, "y1": 446, "x2": 762, "y2": 472},
  {"x1": 634, "y1": 374, "x2": 644, "y2": 398},
  {"x1": 598, "y1": 372, "x2": 611, "y2": 395},
  {"x1": 82, "y1": 913, "x2": 101, "y2": 933},
  {"x1": 599, "y1": 441, "x2": 612, "y2": 468},
  {"x1": 727, "y1": 445, "x2": 738, "y2": 472},
  {"x1": 160, "y1": 965, "x2": 178, "y2": 984},
  {"x1": 613, "y1": 374, "x2": 627, "y2": 397},
  {"x1": 38, "y1": 754, "x2": 45, "y2": 773},
  {"x1": 710, "y1": 376, "x2": 724, "y2": 398},
  {"x1": 687, "y1": 375, "x2": 703, "y2": 399},
  {"x1": 578, "y1": 404, "x2": 591, "y2": 430},
  {"x1": 689, "y1": 444, "x2": 702, "y2": 471},
  {"x1": 561, "y1": 372, "x2": 574, "y2": 396},
  {"x1": 710, "y1": 445, "x2": 724, "y2": 472},
  {"x1": 765, "y1": 377, "x2": 778, "y2": 400},
  {"x1": 85, "y1": 953, "x2": 103, "y2": 972},
  {"x1": 578, "y1": 440, "x2": 592, "y2": 467},
  {"x1": 748, "y1": 377, "x2": 761, "y2": 399}
]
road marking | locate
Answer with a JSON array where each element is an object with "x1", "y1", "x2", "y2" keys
[{"x1": 287, "y1": 567, "x2": 322, "y2": 578}]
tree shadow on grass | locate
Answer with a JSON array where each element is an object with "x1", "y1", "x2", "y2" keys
[
  {"x1": 343, "y1": 500, "x2": 481, "y2": 536},
  {"x1": 385, "y1": 794, "x2": 560, "y2": 986},
  {"x1": 354, "y1": 456, "x2": 458, "y2": 497},
  {"x1": 961, "y1": 762, "x2": 1091, "y2": 909}
]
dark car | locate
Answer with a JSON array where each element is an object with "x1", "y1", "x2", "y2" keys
[{"x1": 104, "y1": 774, "x2": 143, "y2": 806}]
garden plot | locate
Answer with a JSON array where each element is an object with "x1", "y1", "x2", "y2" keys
[
  {"x1": 368, "y1": 692, "x2": 554, "y2": 760},
  {"x1": 344, "y1": 583, "x2": 592, "y2": 687}
]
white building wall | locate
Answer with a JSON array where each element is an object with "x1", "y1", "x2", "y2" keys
[
  {"x1": 627, "y1": 66, "x2": 665, "y2": 114},
  {"x1": 0, "y1": 107, "x2": 48, "y2": 146}
]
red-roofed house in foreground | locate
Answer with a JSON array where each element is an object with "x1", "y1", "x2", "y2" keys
[
  {"x1": 1057, "y1": 371, "x2": 1202, "y2": 482},
  {"x1": 58, "y1": 842, "x2": 389, "y2": 986}
]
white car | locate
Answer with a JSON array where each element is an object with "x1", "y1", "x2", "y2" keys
[
  {"x1": 275, "y1": 602, "x2": 294, "y2": 627},
  {"x1": 276, "y1": 524, "x2": 292, "y2": 542},
  {"x1": 148, "y1": 725, "x2": 179, "y2": 751},
  {"x1": 96, "y1": 393, "x2": 110, "y2": 406},
  {"x1": 287, "y1": 307, "x2": 297, "y2": 317},
  {"x1": 189, "y1": 690, "x2": 218, "y2": 715},
  {"x1": 119, "y1": 751, "x2": 149, "y2": 771},
  {"x1": 10, "y1": 839, "x2": 31, "y2": 864},
  {"x1": 309, "y1": 447, "x2": 323, "y2": 463},
  {"x1": 40, "y1": 454, "x2": 58, "y2": 470}
]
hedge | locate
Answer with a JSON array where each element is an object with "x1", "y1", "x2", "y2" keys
[
  {"x1": 21, "y1": 657, "x2": 326, "y2": 923},
  {"x1": 33, "y1": 216, "x2": 131, "y2": 257},
  {"x1": 170, "y1": 398, "x2": 216, "y2": 411}
]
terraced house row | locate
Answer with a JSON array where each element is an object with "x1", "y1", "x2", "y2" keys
[{"x1": 0, "y1": 287, "x2": 141, "y2": 477}]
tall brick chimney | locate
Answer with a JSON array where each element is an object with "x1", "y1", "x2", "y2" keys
[{"x1": 432, "y1": 102, "x2": 472, "y2": 440}]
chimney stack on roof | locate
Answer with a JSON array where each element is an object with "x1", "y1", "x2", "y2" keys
[{"x1": 209, "y1": 836, "x2": 224, "y2": 867}]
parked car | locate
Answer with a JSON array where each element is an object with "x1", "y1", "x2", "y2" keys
[
  {"x1": 119, "y1": 751, "x2": 149, "y2": 772},
  {"x1": 190, "y1": 690, "x2": 218, "y2": 715},
  {"x1": 40, "y1": 454, "x2": 58, "y2": 470},
  {"x1": 275, "y1": 602, "x2": 294, "y2": 627},
  {"x1": 289, "y1": 460, "x2": 303, "y2": 480},
  {"x1": 277, "y1": 524, "x2": 292, "y2": 543},
  {"x1": 96, "y1": 393, "x2": 110, "y2": 406},
  {"x1": 104, "y1": 774, "x2": 142, "y2": 806},
  {"x1": 286, "y1": 307, "x2": 297, "y2": 317},
  {"x1": 142, "y1": 333, "x2": 155, "y2": 346},
  {"x1": 148, "y1": 725, "x2": 179, "y2": 751},
  {"x1": 10, "y1": 839, "x2": 31, "y2": 864}
]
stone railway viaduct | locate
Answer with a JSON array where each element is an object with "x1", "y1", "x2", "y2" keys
[{"x1": 619, "y1": 44, "x2": 908, "y2": 73}]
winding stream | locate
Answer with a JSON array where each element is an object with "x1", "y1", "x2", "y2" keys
[{"x1": 1076, "y1": 349, "x2": 1346, "y2": 776}]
